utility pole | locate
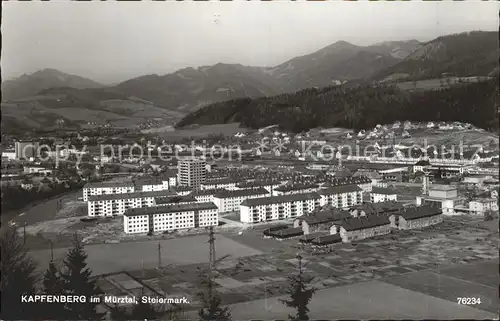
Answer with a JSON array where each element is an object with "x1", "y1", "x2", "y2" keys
[
  {"x1": 158, "y1": 242, "x2": 162, "y2": 269},
  {"x1": 297, "y1": 253, "x2": 303, "y2": 275},
  {"x1": 208, "y1": 226, "x2": 216, "y2": 274},
  {"x1": 23, "y1": 222, "x2": 27, "y2": 245},
  {"x1": 50, "y1": 240, "x2": 54, "y2": 262},
  {"x1": 207, "y1": 226, "x2": 216, "y2": 302}
]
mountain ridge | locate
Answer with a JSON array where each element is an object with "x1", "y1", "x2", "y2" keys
[{"x1": 2, "y1": 31, "x2": 497, "y2": 132}]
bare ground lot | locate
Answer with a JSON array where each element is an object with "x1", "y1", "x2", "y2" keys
[
  {"x1": 85, "y1": 216, "x2": 499, "y2": 319},
  {"x1": 219, "y1": 278, "x2": 497, "y2": 320},
  {"x1": 30, "y1": 234, "x2": 262, "y2": 275},
  {"x1": 383, "y1": 263, "x2": 499, "y2": 314}
]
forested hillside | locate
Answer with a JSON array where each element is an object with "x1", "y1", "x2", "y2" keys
[
  {"x1": 372, "y1": 31, "x2": 498, "y2": 81},
  {"x1": 176, "y1": 78, "x2": 498, "y2": 133}
]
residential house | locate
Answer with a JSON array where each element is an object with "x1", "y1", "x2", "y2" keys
[
  {"x1": 294, "y1": 208, "x2": 351, "y2": 235},
  {"x1": 468, "y1": 198, "x2": 499, "y2": 215},
  {"x1": 212, "y1": 187, "x2": 269, "y2": 213},
  {"x1": 413, "y1": 159, "x2": 431, "y2": 173},
  {"x1": 389, "y1": 205, "x2": 443, "y2": 230},
  {"x1": 330, "y1": 216, "x2": 391, "y2": 242},
  {"x1": 370, "y1": 187, "x2": 398, "y2": 203},
  {"x1": 350, "y1": 201, "x2": 403, "y2": 218}
]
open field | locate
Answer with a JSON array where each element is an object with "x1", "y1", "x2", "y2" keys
[
  {"x1": 158, "y1": 123, "x2": 249, "y2": 139},
  {"x1": 395, "y1": 76, "x2": 492, "y2": 91},
  {"x1": 4, "y1": 190, "x2": 85, "y2": 226},
  {"x1": 30, "y1": 234, "x2": 262, "y2": 275},
  {"x1": 1, "y1": 96, "x2": 182, "y2": 130},
  {"x1": 220, "y1": 278, "x2": 497, "y2": 320},
  {"x1": 399, "y1": 128, "x2": 498, "y2": 147}
]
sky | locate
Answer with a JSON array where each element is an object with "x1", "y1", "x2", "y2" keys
[{"x1": 2, "y1": 1, "x2": 498, "y2": 85}]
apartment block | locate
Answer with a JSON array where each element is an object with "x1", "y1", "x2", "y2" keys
[
  {"x1": 190, "y1": 188, "x2": 227, "y2": 203},
  {"x1": 177, "y1": 158, "x2": 206, "y2": 189},
  {"x1": 200, "y1": 177, "x2": 238, "y2": 191},
  {"x1": 370, "y1": 187, "x2": 398, "y2": 203},
  {"x1": 212, "y1": 187, "x2": 270, "y2": 213},
  {"x1": 273, "y1": 183, "x2": 320, "y2": 196},
  {"x1": 87, "y1": 190, "x2": 176, "y2": 217},
  {"x1": 240, "y1": 192, "x2": 321, "y2": 223},
  {"x1": 83, "y1": 181, "x2": 136, "y2": 202},
  {"x1": 236, "y1": 180, "x2": 282, "y2": 194},
  {"x1": 319, "y1": 184, "x2": 363, "y2": 209},
  {"x1": 123, "y1": 202, "x2": 218, "y2": 234}
]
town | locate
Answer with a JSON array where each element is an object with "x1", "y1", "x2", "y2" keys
[
  {"x1": 1, "y1": 119, "x2": 499, "y2": 319},
  {"x1": 2, "y1": 2, "x2": 498, "y2": 320}
]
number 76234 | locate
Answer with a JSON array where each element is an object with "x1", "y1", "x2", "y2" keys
[{"x1": 457, "y1": 297, "x2": 481, "y2": 305}]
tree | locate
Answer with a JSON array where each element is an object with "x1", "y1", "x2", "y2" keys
[
  {"x1": 60, "y1": 234, "x2": 104, "y2": 320},
  {"x1": 131, "y1": 300, "x2": 165, "y2": 320},
  {"x1": 280, "y1": 254, "x2": 316, "y2": 321},
  {"x1": 198, "y1": 276, "x2": 232, "y2": 321},
  {"x1": 484, "y1": 210, "x2": 495, "y2": 221},
  {"x1": 0, "y1": 227, "x2": 40, "y2": 320},
  {"x1": 41, "y1": 261, "x2": 68, "y2": 320}
]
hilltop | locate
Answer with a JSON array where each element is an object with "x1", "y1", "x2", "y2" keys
[
  {"x1": 1, "y1": 69, "x2": 103, "y2": 100},
  {"x1": 372, "y1": 31, "x2": 498, "y2": 82},
  {"x1": 176, "y1": 77, "x2": 498, "y2": 133}
]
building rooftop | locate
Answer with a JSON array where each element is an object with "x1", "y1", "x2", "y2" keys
[
  {"x1": 337, "y1": 215, "x2": 390, "y2": 231},
  {"x1": 202, "y1": 177, "x2": 239, "y2": 185},
  {"x1": 352, "y1": 200, "x2": 403, "y2": 215},
  {"x1": 124, "y1": 202, "x2": 218, "y2": 216},
  {"x1": 240, "y1": 192, "x2": 321, "y2": 207},
  {"x1": 299, "y1": 232, "x2": 328, "y2": 242},
  {"x1": 265, "y1": 227, "x2": 304, "y2": 237},
  {"x1": 371, "y1": 187, "x2": 397, "y2": 195},
  {"x1": 398, "y1": 205, "x2": 442, "y2": 220},
  {"x1": 470, "y1": 198, "x2": 496, "y2": 203},
  {"x1": 299, "y1": 208, "x2": 351, "y2": 225},
  {"x1": 172, "y1": 186, "x2": 193, "y2": 192},
  {"x1": 214, "y1": 187, "x2": 269, "y2": 199},
  {"x1": 324, "y1": 176, "x2": 371, "y2": 187},
  {"x1": 84, "y1": 181, "x2": 135, "y2": 189},
  {"x1": 319, "y1": 184, "x2": 362, "y2": 195},
  {"x1": 237, "y1": 180, "x2": 281, "y2": 188},
  {"x1": 311, "y1": 234, "x2": 342, "y2": 245},
  {"x1": 429, "y1": 184, "x2": 457, "y2": 191},
  {"x1": 275, "y1": 183, "x2": 319, "y2": 193},
  {"x1": 415, "y1": 160, "x2": 431, "y2": 166},
  {"x1": 132, "y1": 177, "x2": 167, "y2": 187},
  {"x1": 155, "y1": 195, "x2": 197, "y2": 205},
  {"x1": 88, "y1": 189, "x2": 176, "y2": 202},
  {"x1": 190, "y1": 188, "x2": 228, "y2": 196}
]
